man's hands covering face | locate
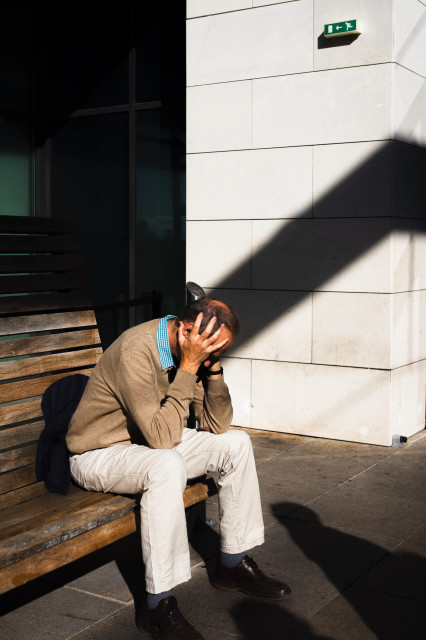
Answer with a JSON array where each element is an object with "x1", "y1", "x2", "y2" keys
[{"x1": 178, "y1": 313, "x2": 228, "y2": 376}]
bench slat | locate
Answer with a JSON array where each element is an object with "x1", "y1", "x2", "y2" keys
[
  {"x1": 0, "y1": 400, "x2": 43, "y2": 427},
  {"x1": 0, "y1": 465, "x2": 37, "y2": 495},
  {"x1": 0, "y1": 273, "x2": 88, "y2": 295},
  {"x1": 0, "y1": 444, "x2": 37, "y2": 474},
  {"x1": 1, "y1": 368, "x2": 94, "y2": 403},
  {"x1": 0, "y1": 291, "x2": 93, "y2": 315},
  {"x1": 0, "y1": 235, "x2": 79, "y2": 254},
  {"x1": 0, "y1": 511, "x2": 136, "y2": 595},
  {"x1": 0, "y1": 215, "x2": 74, "y2": 235},
  {"x1": 0, "y1": 422, "x2": 44, "y2": 450},
  {"x1": 0, "y1": 329, "x2": 101, "y2": 359},
  {"x1": 0, "y1": 481, "x2": 48, "y2": 511},
  {"x1": 0, "y1": 310, "x2": 97, "y2": 336},
  {"x1": 0, "y1": 494, "x2": 137, "y2": 568},
  {"x1": 0, "y1": 347, "x2": 102, "y2": 381},
  {"x1": 0, "y1": 253, "x2": 85, "y2": 274},
  {"x1": 0, "y1": 485, "x2": 115, "y2": 542}
]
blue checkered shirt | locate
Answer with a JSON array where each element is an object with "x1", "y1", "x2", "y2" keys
[{"x1": 156, "y1": 315, "x2": 177, "y2": 370}]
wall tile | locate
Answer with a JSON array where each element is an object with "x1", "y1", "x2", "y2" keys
[
  {"x1": 187, "y1": 147, "x2": 312, "y2": 220},
  {"x1": 313, "y1": 141, "x2": 392, "y2": 218},
  {"x1": 252, "y1": 218, "x2": 391, "y2": 293},
  {"x1": 393, "y1": 142, "x2": 426, "y2": 220},
  {"x1": 251, "y1": 360, "x2": 391, "y2": 445},
  {"x1": 205, "y1": 288, "x2": 312, "y2": 363},
  {"x1": 187, "y1": 0, "x2": 251, "y2": 19},
  {"x1": 391, "y1": 291, "x2": 426, "y2": 368},
  {"x1": 254, "y1": 1, "x2": 298, "y2": 6},
  {"x1": 186, "y1": 220, "x2": 251, "y2": 288},
  {"x1": 221, "y1": 356, "x2": 252, "y2": 428},
  {"x1": 187, "y1": 82, "x2": 252, "y2": 153},
  {"x1": 253, "y1": 65, "x2": 392, "y2": 148},
  {"x1": 187, "y1": 1, "x2": 313, "y2": 86},
  {"x1": 314, "y1": 0, "x2": 393, "y2": 71},
  {"x1": 393, "y1": 65, "x2": 426, "y2": 147},
  {"x1": 394, "y1": 0, "x2": 426, "y2": 79},
  {"x1": 391, "y1": 219, "x2": 426, "y2": 292},
  {"x1": 312, "y1": 292, "x2": 390, "y2": 369},
  {"x1": 390, "y1": 360, "x2": 426, "y2": 439}
]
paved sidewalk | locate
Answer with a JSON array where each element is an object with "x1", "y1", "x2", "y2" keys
[{"x1": 1, "y1": 428, "x2": 425, "y2": 639}]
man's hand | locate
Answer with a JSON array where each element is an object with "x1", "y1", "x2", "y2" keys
[{"x1": 178, "y1": 313, "x2": 228, "y2": 375}]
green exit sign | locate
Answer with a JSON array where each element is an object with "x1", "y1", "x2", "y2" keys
[{"x1": 324, "y1": 19, "x2": 360, "y2": 38}]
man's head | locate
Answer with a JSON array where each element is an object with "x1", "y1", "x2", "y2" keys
[
  {"x1": 174, "y1": 298, "x2": 239, "y2": 367},
  {"x1": 177, "y1": 298, "x2": 239, "y2": 338}
]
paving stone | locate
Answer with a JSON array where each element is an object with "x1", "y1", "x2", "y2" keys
[
  {"x1": 0, "y1": 581, "x2": 124, "y2": 640},
  {"x1": 286, "y1": 487, "x2": 426, "y2": 540},
  {"x1": 354, "y1": 524, "x2": 426, "y2": 602},
  {"x1": 66, "y1": 603, "x2": 145, "y2": 639},
  {"x1": 286, "y1": 586, "x2": 426, "y2": 640},
  {"x1": 344, "y1": 460, "x2": 426, "y2": 502},
  {"x1": 253, "y1": 444, "x2": 284, "y2": 464},
  {"x1": 258, "y1": 472, "x2": 330, "y2": 516},
  {"x1": 41, "y1": 534, "x2": 144, "y2": 604}
]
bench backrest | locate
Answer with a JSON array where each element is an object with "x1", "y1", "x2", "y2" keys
[{"x1": 0, "y1": 215, "x2": 102, "y2": 510}]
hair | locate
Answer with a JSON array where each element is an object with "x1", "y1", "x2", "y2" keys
[{"x1": 177, "y1": 298, "x2": 240, "y2": 337}]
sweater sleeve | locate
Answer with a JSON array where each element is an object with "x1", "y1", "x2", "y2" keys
[
  {"x1": 192, "y1": 375, "x2": 233, "y2": 434},
  {"x1": 117, "y1": 349, "x2": 197, "y2": 449}
]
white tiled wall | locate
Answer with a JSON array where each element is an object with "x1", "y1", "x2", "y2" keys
[{"x1": 186, "y1": 0, "x2": 426, "y2": 445}]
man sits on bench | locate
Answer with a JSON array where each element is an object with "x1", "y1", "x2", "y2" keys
[{"x1": 66, "y1": 297, "x2": 291, "y2": 640}]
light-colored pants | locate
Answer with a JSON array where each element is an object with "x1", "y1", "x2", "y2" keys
[{"x1": 70, "y1": 428, "x2": 264, "y2": 593}]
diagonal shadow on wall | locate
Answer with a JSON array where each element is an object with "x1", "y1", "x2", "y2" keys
[{"x1": 195, "y1": 140, "x2": 426, "y2": 357}]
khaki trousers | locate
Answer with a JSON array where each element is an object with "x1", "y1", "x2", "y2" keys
[{"x1": 70, "y1": 428, "x2": 264, "y2": 593}]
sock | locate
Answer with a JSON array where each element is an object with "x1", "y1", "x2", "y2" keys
[
  {"x1": 146, "y1": 589, "x2": 174, "y2": 609},
  {"x1": 221, "y1": 551, "x2": 245, "y2": 568}
]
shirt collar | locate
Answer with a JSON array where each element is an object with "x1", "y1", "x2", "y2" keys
[{"x1": 156, "y1": 315, "x2": 177, "y2": 370}]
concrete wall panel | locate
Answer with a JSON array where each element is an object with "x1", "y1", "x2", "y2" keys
[
  {"x1": 221, "y1": 356, "x2": 252, "y2": 428},
  {"x1": 393, "y1": 65, "x2": 426, "y2": 147},
  {"x1": 313, "y1": 141, "x2": 392, "y2": 218},
  {"x1": 312, "y1": 292, "x2": 390, "y2": 369},
  {"x1": 187, "y1": 1, "x2": 313, "y2": 86},
  {"x1": 186, "y1": 220, "x2": 252, "y2": 288},
  {"x1": 253, "y1": 65, "x2": 392, "y2": 148},
  {"x1": 390, "y1": 360, "x2": 426, "y2": 439},
  {"x1": 392, "y1": 219, "x2": 426, "y2": 292},
  {"x1": 391, "y1": 291, "x2": 426, "y2": 369},
  {"x1": 393, "y1": 142, "x2": 426, "y2": 220},
  {"x1": 187, "y1": 81, "x2": 252, "y2": 153},
  {"x1": 251, "y1": 218, "x2": 391, "y2": 293},
  {"x1": 187, "y1": 0, "x2": 251, "y2": 19},
  {"x1": 251, "y1": 360, "x2": 391, "y2": 445},
  {"x1": 205, "y1": 288, "x2": 312, "y2": 363},
  {"x1": 394, "y1": 0, "x2": 426, "y2": 78},
  {"x1": 187, "y1": 147, "x2": 313, "y2": 221}
]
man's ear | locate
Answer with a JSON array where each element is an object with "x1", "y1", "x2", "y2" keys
[{"x1": 181, "y1": 322, "x2": 194, "y2": 337}]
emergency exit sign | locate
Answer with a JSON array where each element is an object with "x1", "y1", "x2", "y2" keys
[{"x1": 324, "y1": 19, "x2": 360, "y2": 38}]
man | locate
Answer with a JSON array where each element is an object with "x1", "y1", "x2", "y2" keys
[{"x1": 66, "y1": 298, "x2": 291, "y2": 639}]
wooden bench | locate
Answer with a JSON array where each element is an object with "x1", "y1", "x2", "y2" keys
[{"x1": 0, "y1": 215, "x2": 216, "y2": 595}]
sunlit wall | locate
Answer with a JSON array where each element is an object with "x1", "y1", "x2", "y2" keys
[{"x1": 186, "y1": 0, "x2": 426, "y2": 445}]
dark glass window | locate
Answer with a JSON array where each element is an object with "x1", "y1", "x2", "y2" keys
[
  {"x1": 51, "y1": 1, "x2": 129, "y2": 114},
  {"x1": 52, "y1": 114, "x2": 129, "y2": 346},
  {"x1": 135, "y1": 105, "x2": 186, "y2": 318}
]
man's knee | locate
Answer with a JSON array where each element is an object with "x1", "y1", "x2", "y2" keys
[
  {"x1": 147, "y1": 449, "x2": 187, "y2": 491},
  {"x1": 219, "y1": 429, "x2": 253, "y2": 461}
]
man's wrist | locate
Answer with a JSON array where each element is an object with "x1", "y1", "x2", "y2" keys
[{"x1": 206, "y1": 366, "x2": 223, "y2": 377}]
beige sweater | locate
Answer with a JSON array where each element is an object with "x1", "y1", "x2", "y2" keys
[{"x1": 66, "y1": 318, "x2": 233, "y2": 453}]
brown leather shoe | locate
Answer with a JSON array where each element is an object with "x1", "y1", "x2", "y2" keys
[
  {"x1": 137, "y1": 596, "x2": 205, "y2": 639},
  {"x1": 213, "y1": 555, "x2": 292, "y2": 600}
]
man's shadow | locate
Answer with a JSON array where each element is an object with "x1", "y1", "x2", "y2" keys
[{"x1": 269, "y1": 502, "x2": 426, "y2": 640}]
